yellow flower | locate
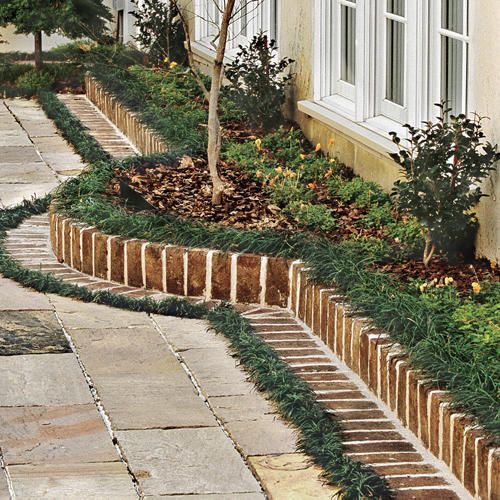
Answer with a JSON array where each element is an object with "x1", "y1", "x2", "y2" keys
[
  {"x1": 169, "y1": 61, "x2": 178, "y2": 69},
  {"x1": 328, "y1": 138, "x2": 335, "y2": 146},
  {"x1": 163, "y1": 57, "x2": 169, "y2": 63},
  {"x1": 315, "y1": 143, "x2": 322, "y2": 152},
  {"x1": 255, "y1": 170, "x2": 262, "y2": 178},
  {"x1": 491, "y1": 260, "x2": 498, "y2": 269},
  {"x1": 300, "y1": 202, "x2": 306, "y2": 209},
  {"x1": 419, "y1": 284, "x2": 427, "y2": 293},
  {"x1": 289, "y1": 171, "x2": 296, "y2": 178},
  {"x1": 324, "y1": 169, "x2": 333, "y2": 178},
  {"x1": 307, "y1": 182, "x2": 317, "y2": 190},
  {"x1": 299, "y1": 154, "x2": 306, "y2": 160},
  {"x1": 269, "y1": 177, "x2": 277, "y2": 188},
  {"x1": 275, "y1": 166, "x2": 283, "y2": 174},
  {"x1": 329, "y1": 158, "x2": 336, "y2": 164},
  {"x1": 255, "y1": 138, "x2": 262, "y2": 151},
  {"x1": 472, "y1": 282, "x2": 481, "y2": 294},
  {"x1": 299, "y1": 164, "x2": 305, "y2": 170},
  {"x1": 444, "y1": 277, "x2": 454, "y2": 286}
]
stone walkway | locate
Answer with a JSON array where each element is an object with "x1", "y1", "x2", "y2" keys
[{"x1": 0, "y1": 98, "x2": 338, "y2": 498}]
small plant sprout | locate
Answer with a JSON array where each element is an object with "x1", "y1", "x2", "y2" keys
[{"x1": 390, "y1": 103, "x2": 500, "y2": 266}]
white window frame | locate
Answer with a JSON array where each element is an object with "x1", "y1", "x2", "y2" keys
[
  {"x1": 312, "y1": 0, "x2": 469, "y2": 145},
  {"x1": 429, "y1": 0, "x2": 469, "y2": 116},
  {"x1": 194, "y1": 0, "x2": 278, "y2": 57}
]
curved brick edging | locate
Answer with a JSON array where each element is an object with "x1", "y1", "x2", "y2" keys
[
  {"x1": 49, "y1": 212, "x2": 498, "y2": 499},
  {"x1": 84, "y1": 74, "x2": 167, "y2": 155}
]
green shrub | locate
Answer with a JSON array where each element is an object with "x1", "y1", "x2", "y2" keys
[
  {"x1": 291, "y1": 203, "x2": 337, "y2": 232},
  {"x1": 0, "y1": 63, "x2": 31, "y2": 84},
  {"x1": 225, "y1": 33, "x2": 294, "y2": 129},
  {"x1": 15, "y1": 69, "x2": 55, "y2": 91},
  {"x1": 358, "y1": 203, "x2": 393, "y2": 228},
  {"x1": 390, "y1": 104, "x2": 500, "y2": 265},
  {"x1": 330, "y1": 176, "x2": 389, "y2": 208}
]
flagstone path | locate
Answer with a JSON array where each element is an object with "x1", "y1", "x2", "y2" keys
[{"x1": 0, "y1": 98, "x2": 341, "y2": 499}]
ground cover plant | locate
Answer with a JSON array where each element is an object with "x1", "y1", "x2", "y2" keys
[{"x1": 39, "y1": 91, "x2": 500, "y2": 441}]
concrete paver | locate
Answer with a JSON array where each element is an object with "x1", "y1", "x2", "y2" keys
[
  {"x1": 0, "y1": 404, "x2": 119, "y2": 465},
  {"x1": 115, "y1": 428, "x2": 261, "y2": 496},
  {"x1": 7, "y1": 462, "x2": 137, "y2": 499},
  {"x1": 0, "y1": 276, "x2": 52, "y2": 310},
  {"x1": 0, "y1": 354, "x2": 93, "y2": 407}
]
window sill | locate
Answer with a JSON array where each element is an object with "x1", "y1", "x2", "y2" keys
[
  {"x1": 191, "y1": 41, "x2": 237, "y2": 64},
  {"x1": 297, "y1": 100, "x2": 400, "y2": 156}
]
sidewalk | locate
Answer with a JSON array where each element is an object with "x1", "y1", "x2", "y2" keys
[{"x1": 0, "y1": 98, "x2": 337, "y2": 499}]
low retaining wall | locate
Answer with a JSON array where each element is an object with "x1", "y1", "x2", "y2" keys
[
  {"x1": 84, "y1": 74, "x2": 167, "y2": 155},
  {"x1": 49, "y1": 210, "x2": 498, "y2": 499}
]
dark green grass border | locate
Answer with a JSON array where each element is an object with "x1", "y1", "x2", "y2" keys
[{"x1": 0, "y1": 198, "x2": 392, "y2": 499}]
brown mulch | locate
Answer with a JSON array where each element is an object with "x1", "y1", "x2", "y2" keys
[{"x1": 111, "y1": 156, "x2": 499, "y2": 293}]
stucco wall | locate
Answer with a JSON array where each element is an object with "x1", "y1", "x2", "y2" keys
[{"x1": 0, "y1": 26, "x2": 71, "y2": 54}]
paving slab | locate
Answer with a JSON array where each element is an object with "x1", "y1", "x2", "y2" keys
[
  {"x1": 0, "y1": 353, "x2": 93, "y2": 406},
  {"x1": 0, "y1": 276, "x2": 52, "y2": 310},
  {"x1": 248, "y1": 453, "x2": 341, "y2": 499},
  {"x1": 0, "y1": 310, "x2": 70, "y2": 356},
  {"x1": 8, "y1": 462, "x2": 137, "y2": 499},
  {"x1": 0, "y1": 404, "x2": 119, "y2": 465},
  {"x1": 151, "y1": 315, "x2": 216, "y2": 350},
  {"x1": 224, "y1": 415, "x2": 298, "y2": 457},
  {"x1": 0, "y1": 146, "x2": 41, "y2": 163},
  {"x1": 0, "y1": 182, "x2": 59, "y2": 207},
  {"x1": 116, "y1": 428, "x2": 261, "y2": 496},
  {"x1": 208, "y1": 394, "x2": 277, "y2": 423},
  {"x1": 49, "y1": 295, "x2": 151, "y2": 330},
  {"x1": 89, "y1": 375, "x2": 217, "y2": 430},
  {"x1": 69, "y1": 327, "x2": 192, "y2": 377},
  {"x1": 0, "y1": 163, "x2": 57, "y2": 183}
]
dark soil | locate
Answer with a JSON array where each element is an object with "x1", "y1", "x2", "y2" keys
[{"x1": 112, "y1": 156, "x2": 498, "y2": 293}]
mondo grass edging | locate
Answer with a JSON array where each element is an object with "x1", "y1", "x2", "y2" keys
[
  {"x1": 44, "y1": 91, "x2": 499, "y2": 443},
  {"x1": 208, "y1": 304, "x2": 392, "y2": 499},
  {"x1": 0, "y1": 199, "x2": 207, "y2": 319},
  {"x1": 0, "y1": 201, "x2": 392, "y2": 500}
]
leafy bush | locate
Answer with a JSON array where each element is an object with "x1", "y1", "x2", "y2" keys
[
  {"x1": 0, "y1": 63, "x2": 31, "y2": 84},
  {"x1": 329, "y1": 176, "x2": 390, "y2": 208},
  {"x1": 225, "y1": 33, "x2": 294, "y2": 129},
  {"x1": 390, "y1": 104, "x2": 500, "y2": 265},
  {"x1": 15, "y1": 69, "x2": 55, "y2": 91},
  {"x1": 291, "y1": 202, "x2": 337, "y2": 232},
  {"x1": 358, "y1": 203, "x2": 393, "y2": 228},
  {"x1": 131, "y1": 0, "x2": 185, "y2": 65}
]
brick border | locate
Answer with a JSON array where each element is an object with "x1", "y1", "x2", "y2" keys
[
  {"x1": 84, "y1": 74, "x2": 167, "y2": 155},
  {"x1": 49, "y1": 210, "x2": 498, "y2": 499}
]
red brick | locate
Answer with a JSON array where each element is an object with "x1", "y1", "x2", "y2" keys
[
  {"x1": 335, "y1": 302, "x2": 344, "y2": 357},
  {"x1": 126, "y1": 240, "x2": 144, "y2": 288},
  {"x1": 265, "y1": 257, "x2": 289, "y2": 307},
  {"x1": 344, "y1": 441, "x2": 415, "y2": 453},
  {"x1": 451, "y1": 415, "x2": 473, "y2": 483},
  {"x1": 350, "y1": 318, "x2": 363, "y2": 375},
  {"x1": 379, "y1": 345, "x2": 390, "y2": 404},
  {"x1": 407, "y1": 370, "x2": 419, "y2": 436},
  {"x1": 335, "y1": 409, "x2": 387, "y2": 420},
  {"x1": 71, "y1": 225, "x2": 82, "y2": 271},
  {"x1": 343, "y1": 314, "x2": 353, "y2": 367},
  {"x1": 277, "y1": 348, "x2": 325, "y2": 357},
  {"x1": 81, "y1": 228, "x2": 97, "y2": 275},
  {"x1": 428, "y1": 391, "x2": 447, "y2": 457},
  {"x1": 319, "y1": 290, "x2": 330, "y2": 343},
  {"x1": 49, "y1": 212, "x2": 57, "y2": 254},
  {"x1": 323, "y1": 400, "x2": 378, "y2": 411},
  {"x1": 63, "y1": 220, "x2": 71, "y2": 264},
  {"x1": 298, "y1": 271, "x2": 307, "y2": 321},
  {"x1": 463, "y1": 428, "x2": 482, "y2": 496},
  {"x1": 236, "y1": 254, "x2": 261, "y2": 303},
  {"x1": 211, "y1": 251, "x2": 231, "y2": 300},
  {"x1": 109, "y1": 237, "x2": 125, "y2": 283},
  {"x1": 290, "y1": 263, "x2": 302, "y2": 315},
  {"x1": 359, "y1": 330, "x2": 369, "y2": 384},
  {"x1": 441, "y1": 404, "x2": 452, "y2": 466},
  {"x1": 491, "y1": 449, "x2": 499, "y2": 500},
  {"x1": 372, "y1": 463, "x2": 438, "y2": 476},
  {"x1": 341, "y1": 420, "x2": 394, "y2": 431},
  {"x1": 476, "y1": 438, "x2": 490, "y2": 499},
  {"x1": 311, "y1": 285, "x2": 321, "y2": 336},
  {"x1": 346, "y1": 452, "x2": 423, "y2": 464},
  {"x1": 187, "y1": 249, "x2": 207, "y2": 297},
  {"x1": 417, "y1": 382, "x2": 431, "y2": 448},
  {"x1": 387, "y1": 475, "x2": 448, "y2": 489},
  {"x1": 395, "y1": 490, "x2": 459, "y2": 499},
  {"x1": 166, "y1": 246, "x2": 185, "y2": 295},
  {"x1": 342, "y1": 430, "x2": 403, "y2": 442},
  {"x1": 387, "y1": 357, "x2": 399, "y2": 412},
  {"x1": 368, "y1": 333, "x2": 388, "y2": 394},
  {"x1": 396, "y1": 361, "x2": 408, "y2": 426},
  {"x1": 326, "y1": 299, "x2": 336, "y2": 352},
  {"x1": 144, "y1": 243, "x2": 163, "y2": 291},
  {"x1": 94, "y1": 233, "x2": 108, "y2": 279}
]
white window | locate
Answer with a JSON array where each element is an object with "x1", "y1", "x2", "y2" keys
[
  {"x1": 430, "y1": 0, "x2": 469, "y2": 115},
  {"x1": 314, "y1": 0, "x2": 469, "y2": 134},
  {"x1": 195, "y1": 0, "x2": 278, "y2": 55}
]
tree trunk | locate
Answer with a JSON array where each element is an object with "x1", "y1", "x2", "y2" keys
[
  {"x1": 423, "y1": 232, "x2": 436, "y2": 268},
  {"x1": 34, "y1": 31, "x2": 43, "y2": 70},
  {"x1": 207, "y1": 0, "x2": 236, "y2": 205}
]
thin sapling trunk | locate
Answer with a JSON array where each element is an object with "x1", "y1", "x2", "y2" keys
[{"x1": 34, "y1": 30, "x2": 42, "y2": 70}]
